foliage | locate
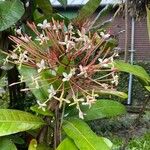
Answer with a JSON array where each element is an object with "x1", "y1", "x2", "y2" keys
[
  {"x1": 0, "y1": 0, "x2": 25, "y2": 31},
  {"x1": 117, "y1": 62, "x2": 150, "y2": 105},
  {"x1": 0, "y1": 0, "x2": 150, "y2": 149}
]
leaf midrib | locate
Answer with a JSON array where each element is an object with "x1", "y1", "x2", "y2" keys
[{"x1": 65, "y1": 120, "x2": 96, "y2": 150}]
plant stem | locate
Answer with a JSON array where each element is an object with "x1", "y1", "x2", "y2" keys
[{"x1": 54, "y1": 103, "x2": 61, "y2": 149}]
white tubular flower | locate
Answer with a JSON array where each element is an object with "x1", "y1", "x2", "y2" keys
[
  {"x1": 70, "y1": 68, "x2": 76, "y2": 76},
  {"x1": 79, "y1": 110, "x2": 84, "y2": 119},
  {"x1": 15, "y1": 27, "x2": 22, "y2": 35},
  {"x1": 10, "y1": 53, "x2": 18, "y2": 59},
  {"x1": 37, "y1": 100, "x2": 47, "y2": 111},
  {"x1": 62, "y1": 68, "x2": 75, "y2": 82},
  {"x1": 36, "y1": 59, "x2": 46, "y2": 73},
  {"x1": 76, "y1": 29, "x2": 89, "y2": 43},
  {"x1": 77, "y1": 65, "x2": 88, "y2": 78},
  {"x1": 100, "y1": 32, "x2": 110, "y2": 39},
  {"x1": 59, "y1": 35, "x2": 75, "y2": 52},
  {"x1": 37, "y1": 19, "x2": 51, "y2": 29},
  {"x1": 48, "y1": 85, "x2": 56, "y2": 99},
  {"x1": 19, "y1": 51, "x2": 29, "y2": 63},
  {"x1": 25, "y1": 1, "x2": 29, "y2": 7},
  {"x1": 98, "y1": 58, "x2": 109, "y2": 68},
  {"x1": 68, "y1": 23, "x2": 73, "y2": 31},
  {"x1": 82, "y1": 90, "x2": 98, "y2": 108},
  {"x1": 31, "y1": 76, "x2": 40, "y2": 89},
  {"x1": 62, "y1": 72, "x2": 72, "y2": 82},
  {"x1": 111, "y1": 74, "x2": 119, "y2": 86},
  {"x1": 35, "y1": 34, "x2": 49, "y2": 44}
]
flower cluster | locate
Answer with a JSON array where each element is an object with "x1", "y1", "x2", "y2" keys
[{"x1": 7, "y1": 19, "x2": 119, "y2": 119}]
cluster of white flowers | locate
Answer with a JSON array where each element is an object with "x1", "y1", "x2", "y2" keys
[{"x1": 9, "y1": 19, "x2": 119, "y2": 120}]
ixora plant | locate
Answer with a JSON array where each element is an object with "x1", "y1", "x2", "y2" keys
[
  {"x1": 0, "y1": 0, "x2": 150, "y2": 150},
  {"x1": 1, "y1": 17, "x2": 150, "y2": 150},
  {"x1": 1, "y1": 18, "x2": 128, "y2": 150}
]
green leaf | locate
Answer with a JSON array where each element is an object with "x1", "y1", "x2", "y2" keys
[
  {"x1": 30, "y1": 105, "x2": 54, "y2": 116},
  {"x1": 83, "y1": 100, "x2": 126, "y2": 121},
  {"x1": 19, "y1": 65, "x2": 49, "y2": 102},
  {"x1": 0, "y1": 0, "x2": 25, "y2": 31},
  {"x1": 102, "y1": 138, "x2": 113, "y2": 149},
  {"x1": 0, "y1": 137, "x2": 17, "y2": 150},
  {"x1": 145, "y1": 86, "x2": 150, "y2": 92},
  {"x1": 0, "y1": 50, "x2": 14, "y2": 70},
  {"x1": 74, "y1": 0, "x2": 102, "y2": 25},
  {"x1": 37, "y1": 143, "x2": 52, "y2": 150},
  {"x1": 28, "y1": 139, "x2": 37, "y2": 150},
  {"x1": 63, "y1": 118, "x2": 110, "y2": 150},
  {"x1": 114, "y1": 60, "x2": 150, "y2": 85},
  {"x1": 58, "y1": 0, "x2": 67, "y2": 8},
  {"x1": 36, "y1": 0, "x2": 53, "y2": 15},
  {"x1": 146, "y1": 7, "x2": 150, "y2": 40},
  {"x1": 67, "y1": 100, "x2": 126, "y2": 121},
  {"x1": 0, "y1": 109, "x2": 45, "y2": 136},
  {"x1": 57, "y1": 138, "x2": 78, "y2": 150}
]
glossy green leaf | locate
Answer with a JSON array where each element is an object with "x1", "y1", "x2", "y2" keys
[
  {"x1": 58, "y1": 0, "x2": 67, "y2": 8},
  {"x1": 0, "y1": 109, "x2": 45, "y2": 136},
  {"x1": 114, "y1": 60, "x2": 150, "y2": 85},
  {"x1": 83, "y1": 100, "x2": 126, "y2": 121},
  {"x1": 102, "y1": 138, "x2": 113, "y2": 149},
  {"x1": 57, "y1": 138, "x2": 78, "y2": 150},
  {"x1": 19, "y1": 65, "x2": 49, "y2": 102},
  {"x1": 30, "y1": 105, "x2": 54, "y2": 116},
  {"x1": 0, "y1": 137, "x2": 17, "y2": 150},
  {"x1": 146, "y1": 7, "x2": 150, "y2": 40},
  {"x1": 145, "y1": 86, "x2": 150, "y2": 92},
  {"x1": 0, "y1": 0, "x2": 25, "y2": 31},
  {"x1": 36, "y1": 0, "x2": 53, "y2": 15},
  {"x1": 63, "y1": 118, "x2": 110, "y2": 150},
  {"x1": 74, "y1": 0, "x2": 102, "y2": 24},
  {"x1": 67, "y1": 100, "x2": 126, "y2": 121}
]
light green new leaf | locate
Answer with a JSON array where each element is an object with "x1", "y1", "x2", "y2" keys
[
  {"x1": 28, "y1": 139, "x2": 37, "y2": 150},
  {"x1": 63, "y1": 118, "x2": 110, "y2": 150},
  {"x1": 74, "y1": 0, "x2": 102, "y2": 24},
  {"x1": 0, "y1": 0, "x2": 25, "y2": 31},
  {"x1": 58, "y1": 0, "x2": 67, "y2": 8},
  {"x1": 145, "y1": 86, "x2": 150, "y2": 92},
  {"x1": 146, "y1": 7, "x2": 150, "y2": 40},
  {"x1": 0, "y1": 109, "x2": 45, "y2": 136},
  {"x1": 57, "y1": 138, "x2": 78, "y2": 150},
  {"x1": 114, "y1": 60, "x2": 150, "y2": 85},
  {"x1": 0, "y1": 137, "x2": 17, "y2": 150},
  {"x1": 36, "y1": 0, "x2": 53, "y2": 15},
  {"x1": 83, "y1": 100, "x2": 126, "y2": 121}
]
